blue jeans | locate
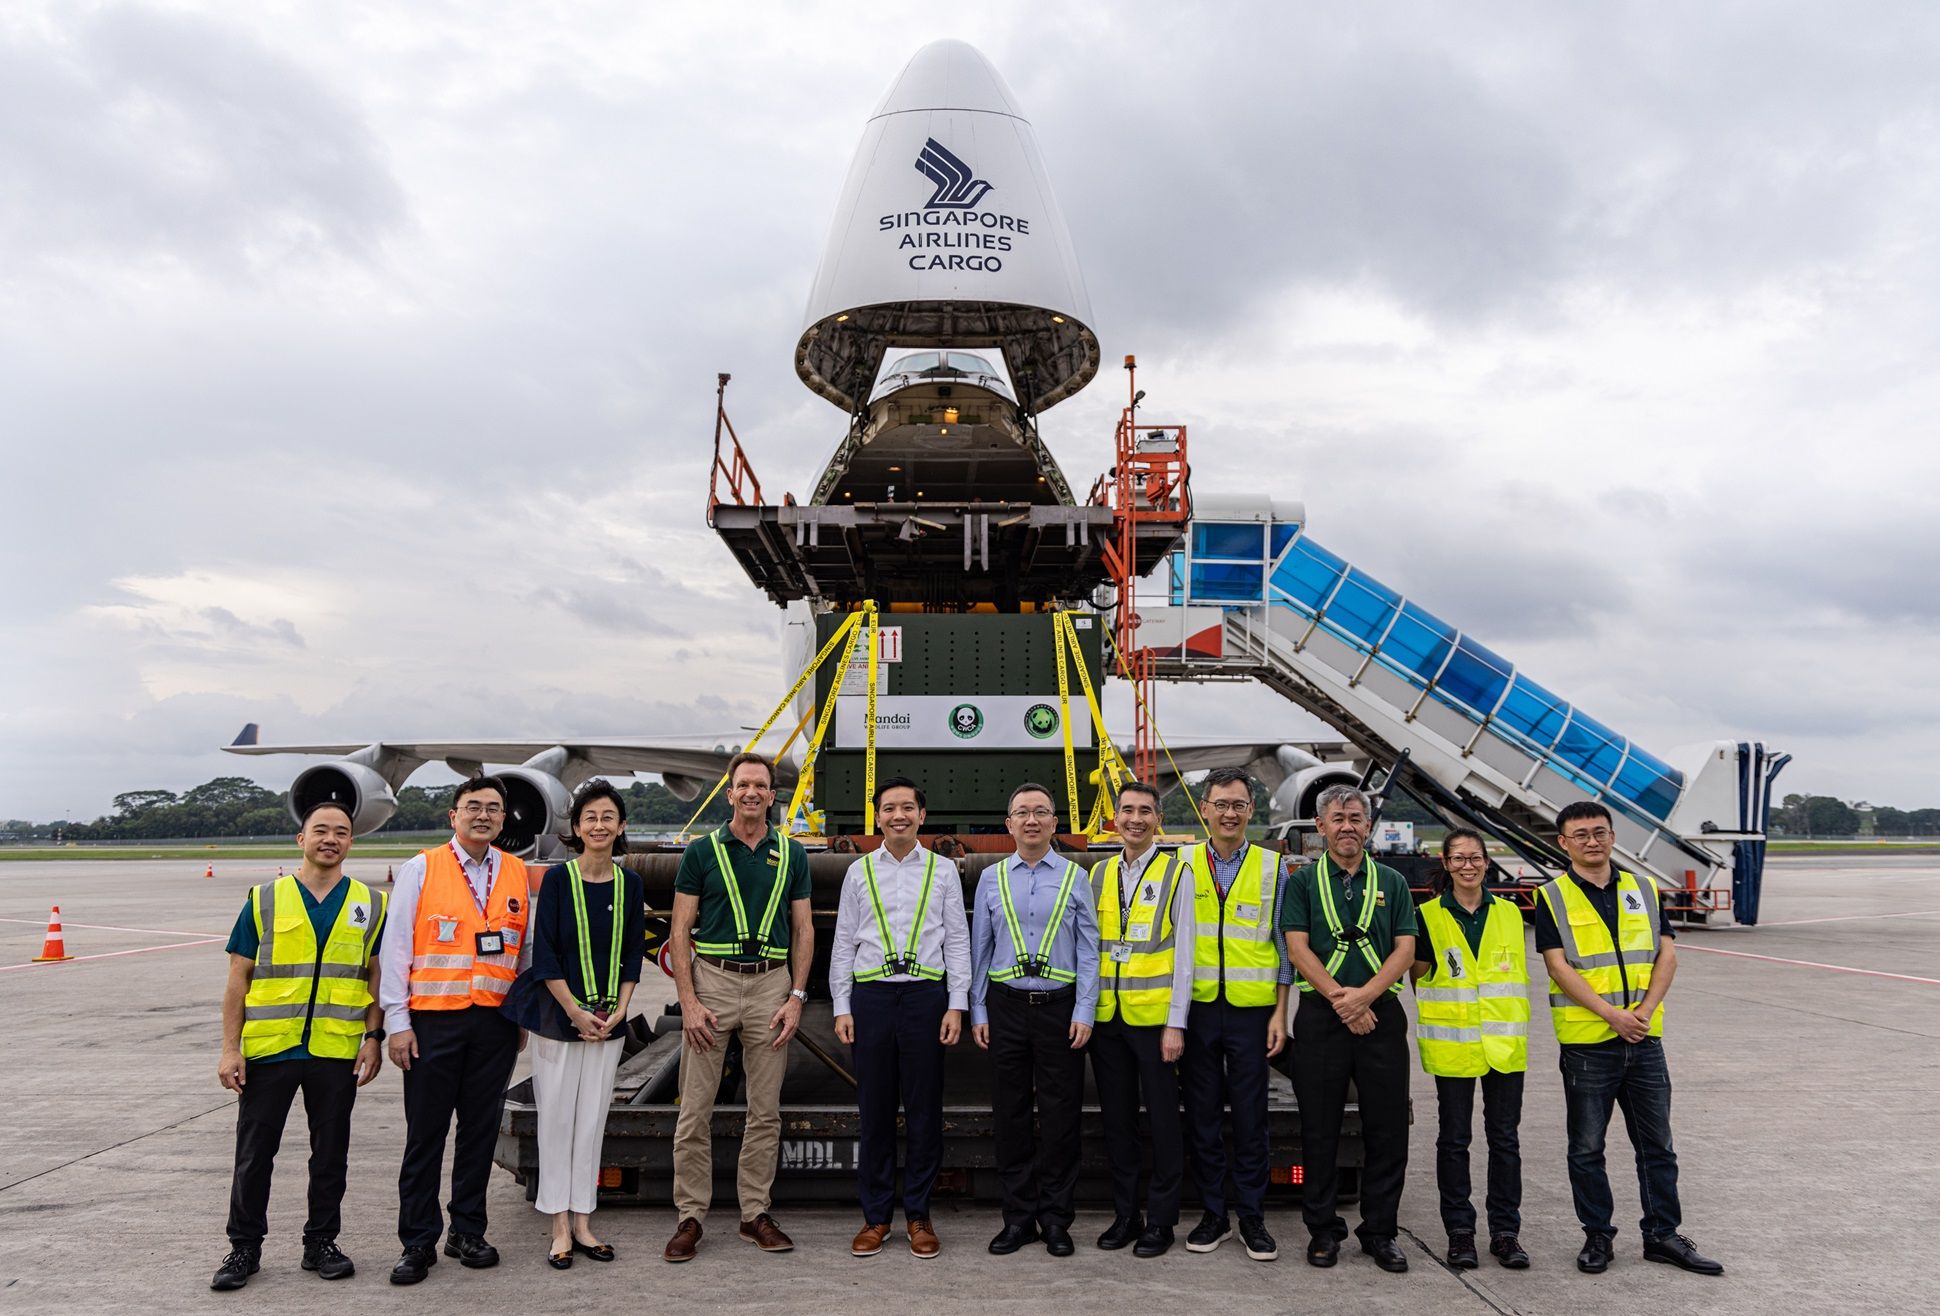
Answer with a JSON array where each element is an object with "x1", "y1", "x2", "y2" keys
[{"x1": 1559, "y1": 1037, "x2": 1681, "y2": 1241}]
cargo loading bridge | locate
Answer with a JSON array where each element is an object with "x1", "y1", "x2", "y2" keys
[{"x1": 1125, "y1": 499, "x2": 1788, "y2": 924}]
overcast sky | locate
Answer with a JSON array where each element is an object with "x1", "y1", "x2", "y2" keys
[{"x1": 3, "y1": 0, "x2": 1935, "y2": 820}]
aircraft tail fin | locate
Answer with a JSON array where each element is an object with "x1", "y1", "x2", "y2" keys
[{"x1": 230, "y1": 723, "x2": 260, "y2": 747}]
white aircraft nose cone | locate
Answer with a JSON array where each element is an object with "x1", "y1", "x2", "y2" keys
[{"x1": 869, "y1": 38, "x2": 1027, "y2": 119}]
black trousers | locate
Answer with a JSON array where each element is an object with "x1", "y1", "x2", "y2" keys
[
  {"x1": 1180, "y1": 998, "x2": 1273, "y2": 1220},
  {"x1": 1292, "y1": 991, "x2": 1410, "y2": 1243},
  {"x1": 852, "y1": 979, "x2": 948, "y2": 1224},
  {"x1": 225, "y1": 1057, "x2": 358, "y2": 1248},
  {"x1": 988, "y1": 984, "x2": 1084, "y2": 1228},
  {"x1": 1435, "y1": 1070, "x2": 1524, "y2": 1238},
  {"x1": 1089, "y1": 1016, "x2": 1185, "y2": 1227},
  {"x1": 398, "y1": 1006, "x2": 520, "y2": 1248}
]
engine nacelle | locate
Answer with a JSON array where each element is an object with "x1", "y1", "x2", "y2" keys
[
  {"x1": 660, "y1": 772, "x2": 707, "y2": 803},
  {"x1": 289, "y1": 761, "x2": 398, "y2": 835},
  {"x1": 1270, "y1": 764, "x2": 1364, "y2": 826},
  {"x1": 496, "y1": 767, "x2": 572, "y2": 858}
]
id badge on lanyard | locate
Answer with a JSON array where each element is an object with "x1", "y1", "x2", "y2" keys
[{"x1": 1109, "y1": 942, "x2": 1133, "y2": 964}]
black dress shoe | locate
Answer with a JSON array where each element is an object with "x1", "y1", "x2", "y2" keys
[
  {"x1": 1306, "y1": 1234, "x2": 1340, "y2": 1267},
  {"x1": 1490, "y1": 1234, "x2": 1530, "y2": 1269},
  {"x1": 210, "y1": 1246, "x2": 259, "y2": 1291},
  {"x1": 1185, "y1": 1210, "x2": 1230, "y2": 1253},
  {"x1": 390, "y1": 1245, "x2": 437, "y2": 1285},
  {"x1": 1362, "y1": 1237, "x2": 1409, "y2": 1272},
  {"x1": 1577, "y1": 1232, "x2": 1614, "y2": 1274},
  {"x1": 1238, "y1": 1216, "x2": 1278, "y2": 1262},
  {"x1": 573, "y1": 1238, "x2": 616, "y2": 1262},
  {"x1": 1134, "y1": 1224, "x2": 1173, "y2": 1257},
  {"x1": 301, "y1": 1239, "x2": 354, "y2": 1280},
  {"x1": 1643, "y1": 1233, "x2": 1724, "y2": 1275},
  {"x1": 548, "y1": 1248, "x2": 573, "y2": 1270},
  {"x1": 1042, "y1": 1224, "x2": 1075, "y2": 1257},
  {"x1": 1446, "y1": 1231, "x2": 1479, "y2": 1270},
  {"x1": 1097, "y1": 1214, "x2": 1143, "y2": 1250},
  {"x1": 988, "y1": 1222, "x2": 1039, "y2": 1255},
  {"x1": 444, "y1": 1233, "x2": 499, "y2": 1269}
]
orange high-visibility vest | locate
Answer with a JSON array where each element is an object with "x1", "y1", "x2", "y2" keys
[{"x1": 407, "y1": 844, "x2": 531, "y2": 1010}]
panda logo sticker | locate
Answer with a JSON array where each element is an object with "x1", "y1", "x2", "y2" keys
[
  {"x1": 949, "y1": 703, "x2": 985, "y2": 740},
  {"x1": 1024, "y1": 703, "x2": 1061, "y2": 740}
]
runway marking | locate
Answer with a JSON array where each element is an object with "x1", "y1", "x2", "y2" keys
[
  {"x1": 1757, "y1": 910, "x2": 1940, "y2": 927},
  {"x1": 1681, "y1": 942, "x2": 1940, "y2": 985},
  {"x1": 0, "y1": 916, "x2": 224, "y2": 938},
  {"x1": 0, "y1": 936, "x2": 224, "y2": 972}
]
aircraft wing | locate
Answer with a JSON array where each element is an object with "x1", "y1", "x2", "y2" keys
[{"x1": 223, "y1": 727, "x2": 791, "y2": 786}]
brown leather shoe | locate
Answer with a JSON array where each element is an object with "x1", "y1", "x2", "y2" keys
[
  {"x1": 663, "y1": 1218, "x2": 702, "y2": 1263},
  {"x1": 738, "y1": 1213, "x2": 794, "y2": 1252},
  {"x1": 908, "y1": 1217, "x2": 941, "y2": 1259},
  {"x1": 851, "y1": 1223, "x2": 891, "y2": 1257}
]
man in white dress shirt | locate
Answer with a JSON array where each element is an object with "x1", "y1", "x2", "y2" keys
[{"x1": 830, "y1": 777, "x2": 971, "y2": 1260}]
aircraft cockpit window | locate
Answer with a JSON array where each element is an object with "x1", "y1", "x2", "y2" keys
[
  {"x1": 885, "y1": 352, "x2": 942, "y2": 376},
  {"x1": 947, "y1": 353, "x2": 998, "y2": 375}
]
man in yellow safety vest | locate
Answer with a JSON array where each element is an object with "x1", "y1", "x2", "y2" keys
[
  {"x1": 1179, "y1": 768, "x2": 1289, "y2": 1264},
  {"x1": 1537, "y1": 801, "x2": 1721, "y2": 1277},
  {"x1": 211, "y1": 801, "x2": 385, "y2": 1292},
  {"x1": 1410, "y1": 827, "x2": 1529, "y2": 1272},
  {"x1": 1086, "y1": 781, "x2": 1194, "y2": 1257}
]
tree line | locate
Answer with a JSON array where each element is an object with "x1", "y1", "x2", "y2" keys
[{"x1": 2, "y1": 776, "x2": 730, "y2": 841}]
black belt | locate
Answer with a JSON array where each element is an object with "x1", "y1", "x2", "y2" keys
[
  {"x1": 700, "y1": 954, "x2": 785, "y2": 974},
  {"x1": 996, "y1": 983, "x2": 1076, "y2": 1006}
]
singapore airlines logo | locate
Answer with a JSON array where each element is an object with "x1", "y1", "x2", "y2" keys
[{"x1": 915, "y1": 138, "x2": 994, "y2": 208}]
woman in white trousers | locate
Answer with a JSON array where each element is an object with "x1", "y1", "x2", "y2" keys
[{"x1": 528, "y1": 783, "x2": 644, "y2": 1267}]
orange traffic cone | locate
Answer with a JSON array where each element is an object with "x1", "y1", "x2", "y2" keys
[
  {"x1": 33, "y1": 906, "x2": 74, "y2": 962},
  {"x1": 205, "y1": 863, "x2": 214, "y2": 879},
  {"x1": 386, "y1": 865, "x2": 394, "y2": 884}
]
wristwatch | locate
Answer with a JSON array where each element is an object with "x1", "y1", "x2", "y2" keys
[
  {"x1": 364, "y1": 1027, "x2": 386, "y2": 1042},
  {"x1": 789, "y1": 989, "x2": 809, "y2": 1004}
]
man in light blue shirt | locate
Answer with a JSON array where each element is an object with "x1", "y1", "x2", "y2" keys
[{"x1": 971, "y1": 782, "x2": 1100, "y2": 1258}]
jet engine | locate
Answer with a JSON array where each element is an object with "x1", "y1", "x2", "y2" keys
[
  {"x1": 289, "y1": 761, "x2": 398, "y2": 835},
  {"x1": 495, "y1": 766, "x2": 573, "y2": 858},
  {"x1": 1270, "y1": 763, "x2": 1366, "y2": 826}
]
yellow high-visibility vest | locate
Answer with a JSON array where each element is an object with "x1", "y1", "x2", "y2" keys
[
  {"x1": 1092, "y1": 850, "x2": 1181, "y2": 1026},
  {"x1": 1413, "y1": 895, "x2": 1529, "y2": 1076},
  {"x1": 1538, "y1": 871, "x2": 1665, "y2": 1045},
  {"x1": 1187, "y1": 843, "x2": 1281, "y2": 1007},
  {"x1": 242, "y1": 876, "x2": 383, "y2": 1060}
]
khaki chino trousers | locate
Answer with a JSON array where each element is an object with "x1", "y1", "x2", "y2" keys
[{"x1": 672, "y1": 956, "x2": 792, "y2": 1223}]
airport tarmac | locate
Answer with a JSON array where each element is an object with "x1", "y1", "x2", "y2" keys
[{"x1": 0, "y1": 853, "x2": 1934, "y2": 1314}]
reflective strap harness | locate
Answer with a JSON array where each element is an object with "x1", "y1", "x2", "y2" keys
[
  {"x1": 855, "y1": 850, "x2": 943, "y2": 981},
  {"x1": 1313, "y1": 852, "x2": 1387, "y2": 982},
  {"x1": 567, "y1": 860, "x2": 624, "y2": 1010},
  {"x1": 696, "y1": 831, "x2": 791, "y2": 958},
  {"x1": 992, "y1": 859, "x2": 1081, "y2": 983}
]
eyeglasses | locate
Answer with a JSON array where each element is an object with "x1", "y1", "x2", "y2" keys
[
  {"x1": 1205, "y1": 801, "x2": 1252, "y2": 814},
  {"x1": 457, "y1": 803, "x2": 505, "y2": 818},
  {"x1": 1445, "y1": 855, "x2": 1489, "y2": 867},
  {"x1": 1562, "y1": 827, "x2": 1614, "y2": 843},
  {"x1": 1009, "y1": 808, "x2": 1057, "y2": 820}
]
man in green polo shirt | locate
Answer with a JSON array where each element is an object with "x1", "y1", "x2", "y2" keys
[
  {"x1": 1281, "y1": 783, "x2": 1417, "y2": 1273},
  {"x1": 664, "y1": 752, "x2": 814, "y2": 1263}
]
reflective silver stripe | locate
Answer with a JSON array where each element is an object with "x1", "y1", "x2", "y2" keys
[
  {"x1": 242, "y1": 1002, "x2": 312, "y2": 1020},
  {"x1": 1476, "y1": 982, "x2": 1528, "y2": 998},
  {"x1": 470, "y1": 976, "x2": 511, "y2": 994},
  {"x1": 1572, "y1": 951, "x2": 1625, "y2": 969},
  {"x1": 1414, "y1": 987, "x2": 1474, "y2": 1003},
  {"x1": 312, "y1": 1001, "x2": 368, "y2": 1022},
  {"x1": 1417, "y1": 1024, "x2": 1481, "y2": 1044},
  {"x1": 412, "y1": 980, "x2": 473, "y2": 996},
  {"x1": 1221, "y1": 964, "x2": 1279, "y2": 982},
  {"x1": 1226, "y1": 919, "x2": 1278, "y2": 943},
  {"x1": 412, "y1": 954, "x2": 473, "y2": 970},
  {"x1": 1481, "y1": 1020, "x2": 1527, "y2": 1036},
  {"x1": 317, "y1": 962, "x2": 366, "y2": 980},
  {"x1": 475, "y1": 954, "x2": 518, "y2": 970},
  {"x1": 1549, "y1": 989, "x2": 1630, "y2": 1009},
  {"x1": 251, "y1": 963, "x2": 310, "y2": 979},
  {"x1": 255, "y1": 881, "x2": 277, "y2": 963},
  {"x1": 1111, "y1": 973, "x2": 1176, "y2": 992}
]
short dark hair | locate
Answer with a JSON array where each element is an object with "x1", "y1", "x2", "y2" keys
[
  {"x1": 1440, "y1": 826, "x2": 1487, "y2": 860},
  {"x1": 1115, "y1": 781, "x2": 1162, "y2": 809},
  {"x1": 1556, "y1": 801, "x2": 1613, "y2": 833},
  {"x1": 452, "y1": 775, "x2": 507, "y2": 809},
  {"x1": 1007, "y1": 781, "x2": 1055, "y2": 812},
  {"x1": 1201, "y1": 766, "x2": 1254, "y2": 798},
  {"x1": 726, "y1": 751, "x2": 776, "y2": 789},
  {"x1": 299, "y1": 799, "x2": 354, "y2": 830},
  {"x1": 875, "y1": 776, "x2": 926, "y2": 810},
  {"x1": 566, "y1": 781, "x2": 629, "y2": 855}
]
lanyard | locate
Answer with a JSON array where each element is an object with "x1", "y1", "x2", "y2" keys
[
  {"x1": 567, "y1": 860, "x2": 623, "y2": 1009},
  {"x1": 451, "y1": 840, "x2": 493, "y2": 913}
]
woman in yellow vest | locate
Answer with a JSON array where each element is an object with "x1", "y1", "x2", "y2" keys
[
  {"x1": 212, "y1": 801, "x2": 385, "y2": 1292},
  {"x1": 1409, "y1": 828, "x2": 1529, "y2": 1273}
]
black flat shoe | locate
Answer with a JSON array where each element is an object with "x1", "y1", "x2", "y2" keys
[
  {"x1": 1185, "y1": 1210, "x2": 1231, "y2": 1253},
  {"x1": 1097, "y1": 1214, "x2": 1142, "y2": 1250},
  {"x1": 572, "y1": 1238, "x2": 616, "y2": 1262},
  {"x1": 1362, "y1": 1237, "x2": 1409, "y2": 1272},
  {"x1": 548, "y1": 1248, "x2": 573, "y2": 1270},
  {"x1": 1134, "y1": 1224, "x2": 1174, "y2": 1258},
  {"x1": 1042, "y1": 1224, "x2": 1075, "y2": 1257},
  {"x1": 1643, "y1": 1233, "x2": 1723, "y2": 1275},
  {"x1": 390, "y1": 1245, "x2": 436, "y2": 1285},
  {"x1": 1490, "y1": 1234, "x2": 1530, "y2": 1269},
  {"x1": 1577, "y1": 1232, "x2": 1614, "y2": 1274},
  {"x1": 989, "y1": 1222, "x2": 1039, "y2": 1255},
  {"x1": 1306, "y1": 1234, "x2": 1340, "y2": 1267},
  {"x1": 444, "y1": 1233, "x2": 499, "y2": 1269}
]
